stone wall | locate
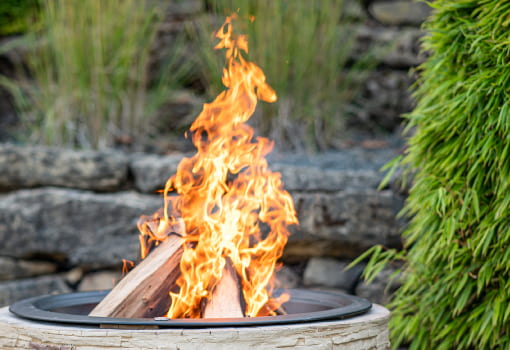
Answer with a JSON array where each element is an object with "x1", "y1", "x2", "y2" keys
[
  {"x1": 0, "y1": 143, "x2": 404, "y2": 307},
  {"x1": 346, "y1": 0, "x2": 429, "y2": 132},
  {"x1": 148, "y1": 0, "x2": 429, "y2": 136}
]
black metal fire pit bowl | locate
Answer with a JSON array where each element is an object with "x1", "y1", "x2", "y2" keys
[{"x1": 9, "y1": 288, "x2": 371, "y2": 328}]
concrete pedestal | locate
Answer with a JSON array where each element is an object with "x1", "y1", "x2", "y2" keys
[{"x1": 0, "y1": 304, "x2": 390, "y2": 350}]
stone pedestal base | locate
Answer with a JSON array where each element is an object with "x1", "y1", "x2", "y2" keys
[{"x1": 0, "y1": 304, "x2": 390, "y2": 350}]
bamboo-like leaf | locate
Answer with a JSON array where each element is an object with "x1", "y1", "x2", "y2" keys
[
  {"x1": 378, "y1": 155, "x2": 403, "y2": 190},
  {"x1": 383, "y1": 1, "x2": 510, "y2": 348}
]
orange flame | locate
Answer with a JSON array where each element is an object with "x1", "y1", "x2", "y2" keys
[
  {"x1": 121, "y1": 259, "x2": 135, "y2": 275},
  {"x1": 138, "y1": 15, "x2": 298, "y2": 318}
]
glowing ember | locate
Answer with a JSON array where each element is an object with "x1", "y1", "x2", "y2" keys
[{"x1": 138, "y1": 15, "x2": 298, "y2": 318}]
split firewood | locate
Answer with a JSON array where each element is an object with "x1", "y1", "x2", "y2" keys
[
  {"x1": 275, "y1": 305, "x2": 288, "y2": 316},
  {"x1": 202, "y1": 258, "x2": 246, "y2": 318},
  {"x1": 89, "y1": 233, "x2": 184, "y2": 318},
  {"x1": 255, "y1": 300, "x2": 288, "y2": 317},
  {"x1": 140, "y1": 216, "x2": 185, "y2": 258}
]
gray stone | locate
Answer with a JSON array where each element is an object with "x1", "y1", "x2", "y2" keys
[
  {"x1": 0, "y1": 188, "x2": 161, "y2": 268},
  {"x1": 72, "y1": 238, "x2": 142, "y2": 270},
  {"x1": 355, "y1": 265, "x2": 401, "y2": 305},
  {"x1": 78, "y1": 270, "x2": 122, "y2": 292},
  {"x1": 350, "y1": 69, "x2": 415, "y2": 131},
  {"x1": 271, "y1": 148, "x2": 395, "y2": 192},
  {"x1": 274, "y1": 266, "x2": 301, "y2": 289},
  {"x1": 130, "y1": 153, "x2": 183, "y2": 193},
  {"x1": 285, "y1": 189, "x2": 404, "y2": 260},
  {"x1": 353, "y1": 24, "x2": 426, "y2": 68},
  {"x1": 303, "y1": 257, "x2": 363, "y2": 291},
  {"x1": 369, "y1": 1, "x2": 431, "y2": 26},
  {"x1": 267, "y1": 147, "x2": 398, "y2": 171},
  {"x1": 148, "y1": 0, "x2": 203, "y2": 19},
  {"x1": 0, "y1": 275, "x2": 71, "y2": 307},
  {"x1": 0, "y1": 144, "x2": 129, "y2": 192},
  {"x1": 166, "y1": 0, "x2": 203, "y2": 18},
  {"x1": 343, "y1": 0, "x2": 368, "y2": 22},
  {"x1": 132, "y1": 148, "x2": 398, "y2": 193},
  {"x1": 153, "y1": 90, "x2": 203, "y2": 133},
  {"x1": 273, "y1": 165, "x2": 382, "y2": 192},
  {"x1": 64, "y1": 267, "x2": 84, "y2": 285},
  {"x1": 0, "y1": 257, "x2": 57, "y2": 281}
]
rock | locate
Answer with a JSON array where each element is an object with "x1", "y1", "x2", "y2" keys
[
  {"x1": 148, "y1": 0, "x2": 203, "y2": 19},
  {"x1": 268, "y1": 147, "x2": 398, "y2": 171},
  {"x1": 130, "y1": 153, "x2": 183, "y2": 193},
  {"x1": 64, "y1": 267, "x2": 84, "y2": 285},
  {"x1": 343, "y1": 0, "x2": 368, "y2": 22},
  {"x1": 285, "y1": 189, "x2": 404, "y2": 260},
  {"x1": 355, "y1": 265, "x2": 401, "y2": 305},
  {"x1": 0, "y1": 275, "x2": 71, "y2": 307},
  {"x1": 369, "y1": 0, "x2": 431, "y2": 26},
  {"x1": 271, "y1": 148, "x2": 394, "y2": 192},
  {"x1": 0, "y1": 147, "x2": 404, "y2": 269},
  {"x1": 132, "y1": 148, "x2": 398, "y2": 193},
  {"x1": 147, "y1": 0, "x2": 204, "y2": 85},
  {"x1": 0, "y1": 257, "x2": 57, "y2": 281},
  {"x1": 0, "y1": 91, "x2": 16, "y2": 143},
  {"x1": 72, "y1": 238, "x2": 142, "y2": 270},
  {"x1": 276, "y1": 165, "x2": 381, "y2": 192},
  {"x1": 274, "y1": 266, "x2": 301, "y2": 289},
  {"x1": 165, "y1": 0, "x2": 203, "y2": 19},
  {"x1": 350, "y1": 69, "x2": 415, "y2": 132},
  {"x1": 153, "y1": 90, "x2": 203, "y2": 133},
  {"x1": 78, "y1": 270, "x2": 122, "y2": 292},
  {"x1": 0, "y1": 144, "x2": 129, "y2": 192},
  {"x1": 303, "y1": 257, "x2": 364, "y2": 292},
  {"x1": 352, "y1": 24, "x2": 426, "y2": 68},
  {"x1": 0, "y1": 188, "x2": 161, "y2": 268}
]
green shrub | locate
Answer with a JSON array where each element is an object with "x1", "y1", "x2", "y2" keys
[
  {"x1": 10, "y1": 0, "x2": 188, "y2": 149},
  {"x1": 359, "y1": 1, "x2": 510, "y2": 349},
  {"x1": 0, "y1": 0, "x2": 38, "y2": 35},
  {"x1": 191, "y1": 0, "x2": 366, "y2": 151}
]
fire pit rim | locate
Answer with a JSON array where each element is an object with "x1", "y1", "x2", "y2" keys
[{"x1": 9, "y1": 288, "x2": 371, "y2": 328}]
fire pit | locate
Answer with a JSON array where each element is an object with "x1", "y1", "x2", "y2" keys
[
  {"x1": 0, "y1": 15, "x2": 391, "y2": 349},
  {"x1": 0, "y1": 289, "x2": 390, "y2": 349},
  {"x1": 9, "y1": 289, "x2": 370, "y2": 327}
]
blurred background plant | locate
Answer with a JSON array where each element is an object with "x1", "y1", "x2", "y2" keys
[
  {"x1": 0, "y1": 0, "x2": 377, "y2": 151},
  {"x1": 0, "y1": 0, "x2": 39, "y2": 36},
  {"x1": 2, "y1": 0, "x2": 190, "y2": 149},
  {"x1": 187, "y1": 0, "x2": 373, "y2": 151}
]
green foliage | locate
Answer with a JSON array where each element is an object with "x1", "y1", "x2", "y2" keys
[
  {"x1": 363, "y1": 1, "x2": 510, "y2": 348},
  {"x1": 349, "y1": 245, "x2": 404, "y2": 284},
  {"x1": 0, "y1": 0, "x2": 38, "y2": 35},
  {"x1": 190, "y1": 0, "x2": 368, "y2": 151},
  {"x1": 9, "y1": 0, "x2": 187, "y2": 149}
]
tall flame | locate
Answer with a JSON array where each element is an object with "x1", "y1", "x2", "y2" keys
[{"x1": 138, "y1": 15, "x2": 298, "y2": 318}]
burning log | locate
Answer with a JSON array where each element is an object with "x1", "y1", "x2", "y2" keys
[
  {"x1": 202, "y1": 258, "x2": 245, "y2": 318},
  {"x1": 89, "y1": 234, "x2": 183, "y2": 318}
]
